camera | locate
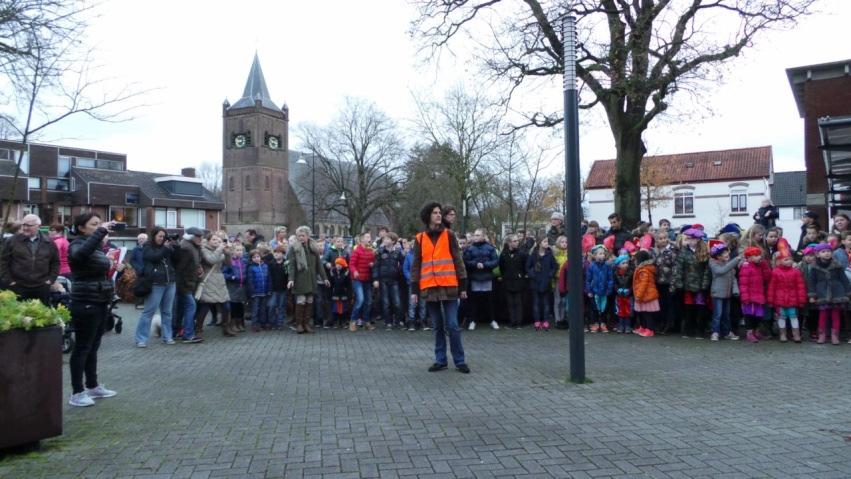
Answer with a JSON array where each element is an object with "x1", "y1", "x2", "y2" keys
[
  {"x1": 167, "y1": 233, "x2": 181, "y2": 242},
  {"x1": 112, "y1": 222, "x2": 127, "y2": 232}
]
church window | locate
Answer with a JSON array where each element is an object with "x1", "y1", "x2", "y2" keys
[
  {"x1": 265, "y1": 175, "x2": 270, "y2": 190},
  {"x1": 245, "y1": 175, "x2": 251, "y2": 191},
  {"x1": 229, "y1": 176, "x2": 235, "y2": 191}
]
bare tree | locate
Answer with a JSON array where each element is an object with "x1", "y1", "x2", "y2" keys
[
  {"x1": 412, "y1": 86, "x2": 504, "y2": 234},
  {"x1": 197, "y1": 161, "x2": 222, "y2": 197},
  {"x1": 0, "y1": 1, "x2": 145, "y2": 232},
  {"x1": 411, "y1": 0, "x2": 815, "y2": 227},
  {"x1": 301, "y1": 98, "x2": 405, "y2": 235}
]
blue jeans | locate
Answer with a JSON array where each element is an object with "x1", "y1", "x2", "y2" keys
[
  {"x1": 267, "y1": 291, "x2": 287, "y2": 327},
  {"x1": 407, "y1": 290, "x2": 427, "y2": 324},
  {"x1": 135, "y1": 283, "x2": 175, "y2": 344},
  {"x1": 178, "y1": 292, "x2": 198, "y2": 339},
  {"x1": 252, "y1": 295, "x2": 269, "y2": 326},
  {"x1": 711, "y1": 297, "x2": 731, "y2": 335},
  {"x1": 350, "y1": 280, "x2": 373, "y2": 323},
  {"x1": 531, "y1": 290, "x2": 551, "y2": 323},
  {"x1": 380, "y1": 281, "x2": 402, "y2": 325},
  {"x1": 427, "y1": 299, "x2": 465, "y2": 366}
]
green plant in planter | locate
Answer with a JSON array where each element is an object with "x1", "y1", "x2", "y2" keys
[{"x1": 0, "y1": 290, "x2": 69, "y2": 332}]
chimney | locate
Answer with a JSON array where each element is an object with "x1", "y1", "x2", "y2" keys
[{"x1": 181, "y1": 167, "x2": 196, "y2": 178}]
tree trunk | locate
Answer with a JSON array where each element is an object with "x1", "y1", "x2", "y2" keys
[{"x1": 613, "y1": 132, "x2": 644, "y2": 229}]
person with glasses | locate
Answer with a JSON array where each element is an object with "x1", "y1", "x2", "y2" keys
[{"x1": 0, "y1": 214, "x2": 59, "y2": 305}]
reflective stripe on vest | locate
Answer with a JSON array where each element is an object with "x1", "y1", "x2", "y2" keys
[{"x1": 417, "y1": 230, "x2": 459, "y2": 290}]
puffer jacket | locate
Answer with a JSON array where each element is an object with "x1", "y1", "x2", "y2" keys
[
  {"x1": 585, "y1": 260, "x2": 613, "y2": 296},
  {"x1": 738, "y1": 260, "x2": 771, "y2": 305},
  {"x1": 709, "y1": 257, "x2": 741, "y2": 299},
  {"x1": 198, "y1": 244, "x2": 230, "y2": 304},
  {"x1": 498, "y1": 247, "x2": 528, "y2": 293},
  {"x1": 349, "y1": 244, "x2": 375, "y2": 282},
  {"x1": 329, "y1": 268, "x2": 351, "y2": 300},
  {"x1": 246, "y1": 262, "x2": 269, "y2": 297},
  {"x1": 633, "y1": 261, "x2": 659, "y2": 303},
  {"x1": 806, "y1": 259, "x2": 851, "y2": 305},
  {"x1": 68, "y1": 227, "x2": 114, "y2": 303},
  {"x1": 767, "y1": 264, "x2": 807, "y2": 307},
  {"x1": 654, "y1": 245, "x2": 678, "y2": 286},
  {"x1": 222, "y1": 258, "x2": 247, "y2": 303},
  {"x1": 463, "y1": 241, "x2": 499, "y2": 283},
  {"x1": 526, "y1": 248, "x2": 558, "y2": 293},
  {"x1": 672, "y1": 247, "x2": 711, "y2": 292},
  {"x1": 141, "y1": 242, "x2": 176, "y2": 285},
  {"x1": 372, "y1": 246, "x2": 403, "y2": 283}
]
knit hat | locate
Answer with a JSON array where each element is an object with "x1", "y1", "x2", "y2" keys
[
  {"x1": 551, "y1": 212, "x2": 564, "y2": 221},
  {"x1": 802, "y1": 246, "x2": 816, "y2": 256},
  {"x1": 634, "y1": 250, "x2": 651, "y2": 264},
  {"x1": 813, "y1": 243, "x2": 832, "y2": 253},
  {"x1": 692, "y1": 223, "x2": 705, "y2": 230},
  {"x1": 613, "y1": 254, "x2": 630, "y2": 266},
  {"x1": 679, "y1": 224, "x2": 692, "y2": 234},
  {"x1": 683, "y1": 228, "x2": 704, "y2": 239},
  {"x1": 744, "y1": 246, "x2": 763, "y2": 258},
  {"x1": 335, "y1": 257, "x2": 348, "y2": 268},
  {"x1": 719, "y1": 223, "x2": 742, "y2": 235},
  {"x1": 710, "y1": 244, "x2": 728, "y2": 258},
  {"x1": 591, "y1": 244, "x2": 607, "y2": 255}
]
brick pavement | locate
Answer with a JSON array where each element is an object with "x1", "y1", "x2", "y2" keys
[{"x1": 1, "y1": 304, "x2": 850, "y2": 478}]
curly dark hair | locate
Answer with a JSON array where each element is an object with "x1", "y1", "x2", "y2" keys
[{"x1": 420, "y1": 201, "x2": 443, "y2": 226}]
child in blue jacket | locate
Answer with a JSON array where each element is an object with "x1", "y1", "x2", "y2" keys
[
  {"x1": 585, "y1": 245, "x2": 614, "y2": 332},
  {"x1": 245, "y1": 250, "x2": 270, "y2": 332}
]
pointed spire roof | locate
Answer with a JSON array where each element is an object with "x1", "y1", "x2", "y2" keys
[{"x1": 230, "y1": 53, "x2": 279, "y2": 110}]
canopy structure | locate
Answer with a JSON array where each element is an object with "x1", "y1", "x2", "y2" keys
[{"x1": 818, "y1": 116, "x2": 851, "y2": 210}]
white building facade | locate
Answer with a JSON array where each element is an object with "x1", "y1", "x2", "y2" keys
[{"x1": 585, "y1": 146, "x2": 774, "y2": 235}]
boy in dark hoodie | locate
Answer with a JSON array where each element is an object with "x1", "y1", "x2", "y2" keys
[{"x1": 372, "y1": 232, "x2": 404, "y2": 329}]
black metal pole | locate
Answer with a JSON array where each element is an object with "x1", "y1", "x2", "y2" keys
[{"x1": 563, "y1": 11, "x2": 586, "y2": 383}]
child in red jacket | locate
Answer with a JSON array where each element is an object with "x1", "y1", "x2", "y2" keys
[
  {"x1": 767, "y1": 250, "x2": 807, "y2": 343},
  {"x1": 739, "y1": 246, "x2": 772, "y2": 343}
]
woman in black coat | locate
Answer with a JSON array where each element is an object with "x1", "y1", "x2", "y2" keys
[
  {"x1": 498, "y1": 234, "x2": 528, "y2": 329},
  {"x1": 753, "y1": 198, "x2": 779, "y2": 229},
  {"x1": 68, "y1": 213, "x2": 118, "y2": 407}
]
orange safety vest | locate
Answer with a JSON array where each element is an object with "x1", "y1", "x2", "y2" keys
[{"x1": 417, "y1": 230, "x2": 459, "y2": 290}]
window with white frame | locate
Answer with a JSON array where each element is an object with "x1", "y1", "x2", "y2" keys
[
  {"x1": 0, "y1": 149, "x2": 9, "y2": 160},
  {"x1": 27, "y1": 177, "x2": 40, "y2": 189},
  {"x1": 154, "y1": 207, "x2": 177, "y2": 228},
  {"x1": 109, "y1": 206, "x2": 138, "y2": 227},
  {"x1": 58, "y1": 156, "x2": 71, "y2": 178},
  {"x1": 74, "y1": 157, "x2": 96, "y2": 168},
  {"x1": 18, "y1": 151, "x2": 29, "y2": 174},
  {"x1": 22, "y1": 204, "x2": 39, "y2": 216},
  {"x1": 730, "y1": 189, "x2": 748, "y2": 213},
  {"x1": 56, "y1": 206, "x2": 72, "y2": 225},
  {"x1": 674, "y1": 191, "x2": 694, "y2": 215},
  {"x1": 792, "y1": 207, "x2": 804, "y2": 220},
  {"x1": 179, "y1": 209, "x2": 204, "y2": 229}
]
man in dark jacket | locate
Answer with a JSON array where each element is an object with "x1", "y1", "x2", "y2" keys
[
  {"x1": 0, "y1": 214, "x2": 59, "y2": 304},
  {"x1": 372, "y1": 233, "x2": 404, "y2": 329},
  {"x1": 546, "y1": 212, "x2": 566, "y2": 246},
  {"x1": 498, "y1": 235, "x2": 528, "y2": 328},
  {"x1": 605, "y1": 213, "x2": 631, "y2": 251},
  {"x1": 174, "y1": 227, "x2": 204, "y2": 343},
  {"x1": 797, "y1": 211, "x2": 819, "y2": 252}
]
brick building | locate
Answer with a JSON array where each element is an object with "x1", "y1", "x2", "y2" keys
[
  {"x1": 787, "y1": 58, "x2": 851, "y2": 225},
  {"x1": 0, "y1": 140, "x2": 223, "y2": 236}
]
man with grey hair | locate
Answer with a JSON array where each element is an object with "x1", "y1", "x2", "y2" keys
[{"x1": 0, "y1": 214, "x2": 59, "y2": 304}]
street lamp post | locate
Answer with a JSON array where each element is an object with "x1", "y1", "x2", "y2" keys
[
  {"x1": 563, "y1": 7, "x2": 586, "y2": 383},
  {"x1": 297, "y1": 153, "x2": 316, "y2": 233}
]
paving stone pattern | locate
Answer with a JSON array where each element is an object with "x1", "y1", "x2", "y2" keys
[{"x1": 1, "y1": 304, "x2": 850, "y2": 478}]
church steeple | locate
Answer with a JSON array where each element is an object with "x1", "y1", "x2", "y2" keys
[{"x1": 230, "y1": 53, "x2": 279, "y2": 110}]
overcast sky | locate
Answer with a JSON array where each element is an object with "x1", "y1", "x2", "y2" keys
[{"x1": 33, "y1": 0, "x2": 851, "y2": 176}]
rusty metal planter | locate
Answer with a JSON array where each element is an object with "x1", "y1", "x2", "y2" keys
[{"x1": 0, "y1": 326, "x2": 63, "y2": 449}]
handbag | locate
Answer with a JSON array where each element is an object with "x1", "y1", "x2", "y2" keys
[{"x1": 194, "y1": 266, "x2": 216, "y2": 301}]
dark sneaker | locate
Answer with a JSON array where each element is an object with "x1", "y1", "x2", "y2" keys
[
  {"x1": 181, "y1": 336, "x2": 204, "y2": 344},
  {"x1": 428, "y1": 363, "x2": 448, "y2": 372},
  {"x1": 456, "y1": 364, "x2": 471, "y2": 374}
]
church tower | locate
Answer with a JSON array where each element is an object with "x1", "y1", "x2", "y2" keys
[{"x1": 222, "y1": 53, "x2": 290, "y2": 237}]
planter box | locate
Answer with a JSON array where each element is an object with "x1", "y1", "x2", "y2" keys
[{"x1": 0, "y1": 326, "x2": 63, "y2": 449}]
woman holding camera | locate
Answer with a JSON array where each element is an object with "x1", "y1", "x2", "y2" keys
[
  {"x1": 68, "y1": 213, "x2": 118, "y2": 407},
  {"x1": 134, "y1": 226, "x2": 177, "y2": 347}
]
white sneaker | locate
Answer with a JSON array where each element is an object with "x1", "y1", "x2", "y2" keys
[
  {"x1": 710, "y1": 332, "x2": 719, "y2": 341},
  {"x1": 69, "y1": 392, "x2": 95, "y2": 407},
  {"x1": 468, "y1": 321, "x2": 476, "y2": 331},
  {"x1": 490, "y1": 320, "x2": 500, "y2": 330},
  {"x1": 86, "y1": 385, "x2": 117, "y2": 399},
  {"x1": 725, "y1": 333, "x2": 740, "y2": 341}
]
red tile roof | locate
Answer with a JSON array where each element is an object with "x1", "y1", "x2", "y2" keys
[{"x1": 585, "y1": 146, "x2": 773, "y2": 189}]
